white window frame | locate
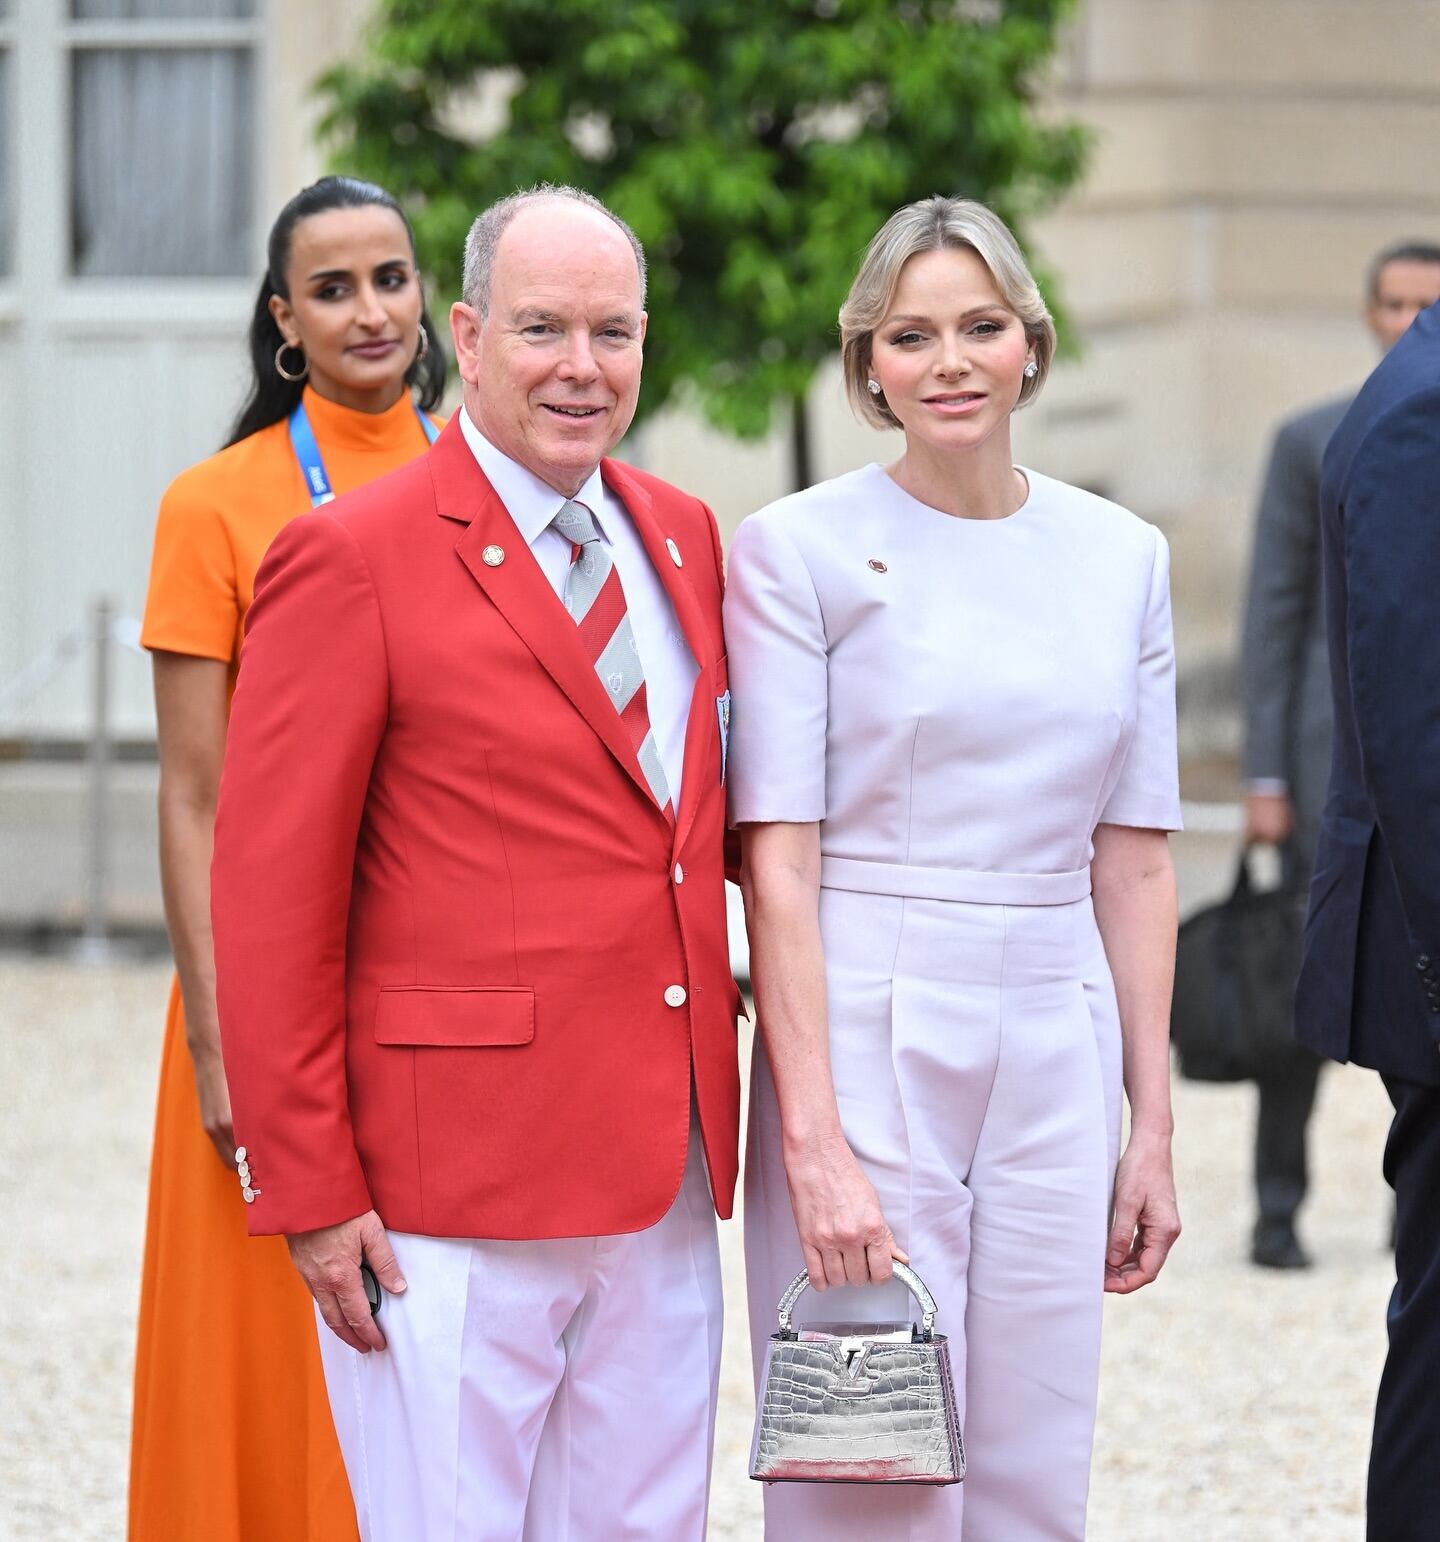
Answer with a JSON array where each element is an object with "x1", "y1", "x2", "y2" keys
[
  {"x1": 7, "y1": 0, "x2": 269, "y2": 335},
  {"x1": 0, "y1": 4, "x2": 17, "y2": 321}
]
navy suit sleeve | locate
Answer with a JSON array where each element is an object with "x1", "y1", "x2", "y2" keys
[{"x1": 1342, "y1": 385, "x2": 1440, "y2": 985}]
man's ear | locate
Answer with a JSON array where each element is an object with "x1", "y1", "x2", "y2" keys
[{"x1": 450, "y1": 301, "x2": 483, "y2": 384}]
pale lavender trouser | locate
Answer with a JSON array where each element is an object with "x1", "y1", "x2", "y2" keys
[{"x1": 746, "y1": 870, "x2": 1124, "y2": 1541}]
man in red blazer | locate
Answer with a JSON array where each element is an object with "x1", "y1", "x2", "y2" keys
[{"x1": 212, "y1": 186, "x2": 742, "y2": 1540}]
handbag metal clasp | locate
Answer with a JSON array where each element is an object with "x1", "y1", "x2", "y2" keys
[{"x1": 830, "y1": 1338, "x2": 875, "y2": 1392}]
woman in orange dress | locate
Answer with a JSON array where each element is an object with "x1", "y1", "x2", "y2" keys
[{"x1": 130, "y1": 176, "x2": 446, "y2": 1541}]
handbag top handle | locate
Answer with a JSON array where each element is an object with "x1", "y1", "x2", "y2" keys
[{"x1": 775, "y1": 1260, "x2": 939, "y2": 1341}]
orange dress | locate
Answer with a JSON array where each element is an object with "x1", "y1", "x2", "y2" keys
[{"x1": 131, "y1": 387, "x2": 442, "y2": 1542}]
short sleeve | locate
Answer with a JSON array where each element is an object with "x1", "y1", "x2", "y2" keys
[
  {"x1": 139, "y1": 474, "x2": 240, "y2": 661},
  {"x1": 723, "y1": 514, "x2": 828, "y2": 824},
  {"x1": 1098, "y1": 528, "x2": 1183, "y2": 831}
]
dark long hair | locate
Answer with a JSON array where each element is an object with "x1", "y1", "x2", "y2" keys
[{"x1": 224, "y1": 176, "x2": 447, "y2": 448}]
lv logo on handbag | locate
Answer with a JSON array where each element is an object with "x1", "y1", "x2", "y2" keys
[{"x1": 749, "y1": 1261, "x2": 965, "y2": 1486}]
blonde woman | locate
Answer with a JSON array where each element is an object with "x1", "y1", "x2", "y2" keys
[{"x1": 727, "y1": 197, "x2": 1182, "y2": 1539}]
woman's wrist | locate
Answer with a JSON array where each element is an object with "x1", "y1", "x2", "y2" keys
[
  {"x1": 1125, "y1": 1109, "x2": 1175, "y2": 1143},
  {"x1": 183, "y1": 1016, "x2": 223, "y2": 1063},
  {"x1": 780, "y1": 1111, "x2": 850, "y2": 1159}
]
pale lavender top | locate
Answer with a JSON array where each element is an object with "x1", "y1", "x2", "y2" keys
[{"x1": 723, "y1": 463, "x2": 1182, "y2": 876}]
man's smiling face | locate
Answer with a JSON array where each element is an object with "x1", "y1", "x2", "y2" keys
[{"x1": 451, "y1": 200, "x2": 647, "y2": 497}]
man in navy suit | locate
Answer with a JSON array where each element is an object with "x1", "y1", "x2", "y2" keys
[
  {"x1": 1241, "y1": 244, "x2": 1440, "y2": 1270},
  {"x1": 1295, "y1": 297, "x2": 1440, "y2": 1538}
]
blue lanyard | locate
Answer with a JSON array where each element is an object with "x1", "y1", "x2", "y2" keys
[{"x1": 288, "y1": 398, "x2": 440, "y2": 508}]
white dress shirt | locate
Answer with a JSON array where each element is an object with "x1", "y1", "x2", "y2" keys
[{"x1": 459, "y1": 407, "x2": 698, "y2": 804}]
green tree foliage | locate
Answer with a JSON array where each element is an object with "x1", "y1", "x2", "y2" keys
[{"x1": 319, "y1": 0, "x2": 1087, "y2": 476}]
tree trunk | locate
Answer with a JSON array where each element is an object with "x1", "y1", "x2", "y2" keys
[{"x1": 790, "y1": 392, "x2": 813, "y2": 492}]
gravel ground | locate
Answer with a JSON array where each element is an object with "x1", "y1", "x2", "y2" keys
[{"x1": 2, "y1": 868, "x2": 1395, "y2": 1540}]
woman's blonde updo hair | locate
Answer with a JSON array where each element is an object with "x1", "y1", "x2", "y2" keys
[{"x1": 839, "y1": 196, "x2": 1056, "y2": 431}]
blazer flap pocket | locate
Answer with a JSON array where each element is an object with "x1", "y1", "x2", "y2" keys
[{"x1": 374, "y1": 986, "x2": 535, "y2": 1047}]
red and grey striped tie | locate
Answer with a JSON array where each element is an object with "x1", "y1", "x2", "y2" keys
[{"x1": 553, "y1": 499, "x2": 673, "y2": 818}]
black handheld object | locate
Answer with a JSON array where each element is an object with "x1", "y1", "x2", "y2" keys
[{"x1": 359, "y1": 1261, "x2": 382, "y2": 1317}]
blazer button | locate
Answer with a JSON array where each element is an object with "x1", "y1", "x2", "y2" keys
[
  {"x1": 1420, "y1": 955, "x2": 1432, "y2": 967},
  {"x1": 664, "y1": 984, "x2": 688, "y2": 1008},
  {"x1": 674, "y1": 863, "x2": 685, "y2": 884}
]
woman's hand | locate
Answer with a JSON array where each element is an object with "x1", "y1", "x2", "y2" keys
[
  {"x1": 1104, "y1": 1126, "x2": 1181, "y2": 1294},
  {"x1": 189, "y1": 1036, "x2": 236, "y2": 1168},
  {"x1": 784, "y1": 1131, "x2": 908, "y2": 1291}
]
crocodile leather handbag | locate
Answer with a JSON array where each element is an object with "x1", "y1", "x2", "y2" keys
[{"x1": 749, "y1": 1261, "x2": 964, "y2": 1485}]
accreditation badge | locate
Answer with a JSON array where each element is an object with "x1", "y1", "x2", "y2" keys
[{"x1": 717, "y1": 689, "x2": 731, "y2": 783}]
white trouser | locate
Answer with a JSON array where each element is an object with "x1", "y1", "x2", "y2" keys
[{"x1": 317, "y1": 1121, "x2": 723, "y2": 1542}]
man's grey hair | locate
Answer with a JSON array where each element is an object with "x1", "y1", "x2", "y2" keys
[{"x1": 461, "y1": 183, "x2": 648, "y2": 316}]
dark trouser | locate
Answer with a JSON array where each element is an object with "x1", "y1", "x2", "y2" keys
[
  {"x1": 1254, "y1": 836, "x2": 1323, "y2": 1228},
  {"x1": 1254, "y1": 1050, "x2": 1323, "y2": 1225},
  {"x1": 1368, "y1": 1077, "x2": 1440, "y2": 1540}
]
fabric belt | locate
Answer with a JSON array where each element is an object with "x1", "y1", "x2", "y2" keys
[{"x1": 819, "y1": 855, "x2": 1091, "y2": 907}]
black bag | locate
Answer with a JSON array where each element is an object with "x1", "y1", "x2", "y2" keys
[{"x1": 1171, "y1": 848, "x2": 1312, "y2": 1083}]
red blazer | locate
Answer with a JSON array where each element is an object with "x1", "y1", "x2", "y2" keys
[{"x1": 212, "y1": 416, "x2": 742, "y2": 1240}]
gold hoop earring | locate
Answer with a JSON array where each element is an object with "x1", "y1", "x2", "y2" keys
[
  {"x1": 415, "y1": 325, "x2": 430, "y2": 363},
  {"x1": 275, "y1": 341, "x2": 308, "y2": 382}
]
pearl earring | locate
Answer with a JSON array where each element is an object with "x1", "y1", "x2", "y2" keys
[
  {"x1": 1023, "y1": 360, "x2": 1038, "y2": 379},
  {"x1": 866, "y1": 378, "x2": 882, "y2": 395}
]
